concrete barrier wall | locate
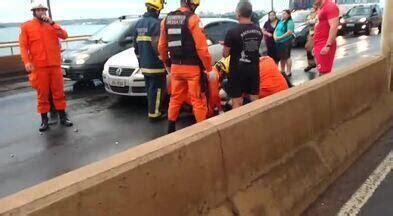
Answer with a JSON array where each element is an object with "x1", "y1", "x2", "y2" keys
[
  {"x1": 0, "y1": 57, "x2": 392, "y2": 216},
  {"x1": 0, "y1": 55, "x2": 25, "y2": 76},
  {"x1": 207, "y1": 57, "x2": 393, "y2": 215}
]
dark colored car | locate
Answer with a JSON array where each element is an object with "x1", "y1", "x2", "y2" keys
[
  {"x1": 339, "y1": 5, "x2": 383, "y2": 36},
  {"x1": 292, "y1": 10, "x2": 311, "y2": 47},
  {"x1": 62, "y1": 16, "x2": 137, "y2": 81}
]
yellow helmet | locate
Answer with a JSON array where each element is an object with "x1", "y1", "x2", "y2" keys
[
  {"x1": 146, "y1": 0, "x2": 165, "y2": 11},
  {"x1": 215, "y1": 57, "x2": 230, "y2": 74},
  {"x1": 186, "y1": 0, "x2": 200, "y2": 6}
]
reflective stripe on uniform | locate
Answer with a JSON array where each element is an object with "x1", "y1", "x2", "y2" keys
[
  {"x1": 168, "y1": 40, "x2": 182, "y2": 47},
  {"x1": 141, "y1": 68, "x2": 166, "y2": 73},
  {"x1": 136, "y1": 35, "x2": 152, "y2": 42},
  {"x1": 148, "y1": 88, "x2": 162, "y2": 118},
  {"x1": 155, "y1": 88, "x2": 162, "y2": 116},
  {"x1": 168, "y1": 28, "x2": 182, "y2": 35},
  {"x1": 148, "y1": 113, "x2": 162, "y2": 118}
]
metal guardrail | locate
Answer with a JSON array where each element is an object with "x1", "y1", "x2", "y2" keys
[{"x1": 0, "y1": 35, "x2": 91, "y2": 56}]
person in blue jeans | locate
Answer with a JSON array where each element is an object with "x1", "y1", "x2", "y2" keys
[{"x1": 274, "y1": 9, "x2": 295, "y2": 76}]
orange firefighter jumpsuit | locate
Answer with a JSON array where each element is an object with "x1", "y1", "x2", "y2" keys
[
  {"x1": 158, "y1": 7, "x2": 212, "y2": 122},
  {"x1": 259, "y1": 56, "x2": 289, "y2": 98},
  {"x1": 19, "y1": 18, "x2": 68, "y2": 114}
]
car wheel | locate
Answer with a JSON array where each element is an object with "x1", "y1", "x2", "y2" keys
[{"x1": 378, "y1": 24, "x2": 382, "y2": 34}]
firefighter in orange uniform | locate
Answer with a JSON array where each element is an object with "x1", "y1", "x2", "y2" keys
[
  {"x1": 19, "y1": 1, "x2": 73, "y2": 132},
  {"x1": 259, "y1": 56, "x2": 289, "y2": 98},
  {"x1": 159, "y1": 0, "x2": 212, "y2": 133}
]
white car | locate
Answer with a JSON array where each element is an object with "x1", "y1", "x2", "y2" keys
[{"x1": 102, "y1": 18, "x2": 238, "y2": 97}]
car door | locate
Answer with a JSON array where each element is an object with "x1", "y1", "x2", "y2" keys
[
  {"x1": 376, "y1": 6, "x2": 383, "y2": 26},
  {"x1": 119, "y1": 23, "x2": 136, "y2": 50},
  {"x1": 370, "y1": 7, "x2": 379, "y2": 27}
]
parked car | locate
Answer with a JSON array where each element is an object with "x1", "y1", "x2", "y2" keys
[
  {"x1": 61, "y1": 16, "x2": 138, "y2": 81},
  {"x1": 102, "y1": 18, "x2": 238, "y2": 97},
  {"x1": 291, "y1": 10, "x2": 311, "y2": 47},
  {"x1": 339, "y1": 5, "x2": 383, "y2": 36}
]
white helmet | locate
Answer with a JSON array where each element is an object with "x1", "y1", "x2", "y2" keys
[{"x1": 31, "y1": 1, "x2": 48, "y2": 11}]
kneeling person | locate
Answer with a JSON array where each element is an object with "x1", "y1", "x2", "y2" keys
[{"x1": 259, "y1": 56, "x2": 289, "y2": 98}]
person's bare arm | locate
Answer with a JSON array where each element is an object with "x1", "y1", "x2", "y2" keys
[
  {"x1": 320, "y1": 17, "x2": 339, "y2": 55},
  {"x1": 326, "y1": 17, "x2": 339, "y2": 46},
  {"x1": 279, "y1": 30, "x2": 294, "y2": 40},
  {"x1": 262, "y1": 28, "x2": 272, "y2": 37}
]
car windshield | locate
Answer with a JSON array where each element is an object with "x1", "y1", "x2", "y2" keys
[
  {"x1": 348, "y1": 7, "x2": 371, "y2": 16},
  {"x1": 292, "y1": 11, "x2": 309, "y2": 23},
  {"x1": 89, "y1": 20, "x2": 133, "y2": 43}
]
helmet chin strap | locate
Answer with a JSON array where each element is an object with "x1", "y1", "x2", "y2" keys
[
  {"x1": 32, "y1": 10, "x2": 44, "y2": 20},
  {"x1": 189, "y1": 4, "x2": 198, "y2": 12}
]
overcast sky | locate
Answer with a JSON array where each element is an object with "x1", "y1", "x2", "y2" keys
[{"x1": 0, "y1": 0, "x2": 290, "y2": 23}]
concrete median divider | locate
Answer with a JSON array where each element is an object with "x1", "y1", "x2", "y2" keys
[
  {"x1": 0, "y1": 56, "x2": 392, "y2": 216},
  {"x1": 0, "y1": 55, "x2": 25, "y2": 78}
]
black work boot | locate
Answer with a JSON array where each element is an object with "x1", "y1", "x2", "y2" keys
[
  {"x1": 48, "y1": 110, "x2": 59, "y2": 125},
  {"x1": 304, "y1": 64, "x2": 316, "y2": 72},
  {"x1": 39, "y1": 113, "x2": 50, "y2": 132},
  {"x1": 59, "y1": 110, "x2": 74, "y2": 127},
  {"x1": 167, "y1": 121, "x2": 176, "y2": 134}
]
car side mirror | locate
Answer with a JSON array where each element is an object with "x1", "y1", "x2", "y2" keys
[
  {"x1": 206, "y1": 39, "x2": 213, "y2": 46},
  {"x1": 121, "y1": 36, "x2": 133, "y2": 45}
]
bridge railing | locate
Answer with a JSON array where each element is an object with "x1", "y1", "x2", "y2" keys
[{"x1": 0, "y1": 35, "x2": 90, "y2": 57}]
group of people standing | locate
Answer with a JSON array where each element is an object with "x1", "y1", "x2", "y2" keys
[
  {"x1": 19, "y1": 0, "x2": 339, "y2": 134},
  {"x1": 262, "y1": 0, "x2": 339, "y2": 77},
  {"x1": 262, "y1": 10, "x2": 295, "y2": 77}
]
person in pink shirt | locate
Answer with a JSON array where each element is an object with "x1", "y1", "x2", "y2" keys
[{"x1": 313, "y1": 0, "x2": 340, "y2": 75}]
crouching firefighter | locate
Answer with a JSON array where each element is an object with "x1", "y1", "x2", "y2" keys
[
  {"x1": 159, "y1": 0, "x2": 212, "y2": 133},
  {"x1": 134, "y1": 0, "x2": 167, "y2": 120}
]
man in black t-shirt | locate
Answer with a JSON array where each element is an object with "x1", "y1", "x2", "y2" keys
[{"x1": 223, "y1": 0, "x2": 263, "y2": 109}]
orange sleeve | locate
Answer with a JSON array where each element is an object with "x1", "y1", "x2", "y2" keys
[
  {"x1": 52, "y1": 23, "x2": 68, "y2": 39},
  {"x1": 158, "y1": 19, "x2": 169, "y2": 66},
  {"x1": 188, "y1": 15, "x2": 212, "y2": 72},
  {"x1": 18, "y1": 24, "x2": 30, "y2": 65},
  {"x1": 208, "y1": 68, "x2": 221, "y2": 110}
]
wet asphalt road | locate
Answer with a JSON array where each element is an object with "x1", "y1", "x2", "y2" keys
[
  {"x1": 304, "y1": 125, "x2": 392, "y2": 216},
  {"x1": 0, "y1": 31, "x2": 383, "y2": 199}
]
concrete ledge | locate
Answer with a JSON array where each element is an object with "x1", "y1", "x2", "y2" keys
[
  {"x1": 212, "y1": 94, "x2": 393, "y2": 215},
  {"x1": 0, "y1": 57, "x2": 392, "y2": 216},
  {"x1": 0, "y1": 55, "x2": 25, "y2": 77},
  {"x1": 0, "y1": 121, "x2": 226, "y2": 215}
]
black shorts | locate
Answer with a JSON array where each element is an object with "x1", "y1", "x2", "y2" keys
[
  {"x1": 228, "y1": 63, "x2": 260, "y2": 98},
  {"x1": 276, "y1": 41, "x2": 292, "y2": 60}
]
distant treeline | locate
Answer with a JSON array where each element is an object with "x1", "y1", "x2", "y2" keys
[
  {"x1": 200, "y1": 10, "x2": 266, "y2": 20},
  {"x1": 0, "y1": 10, "x2": 267, "y2": 28},
  {"x1": 0, "y1": 18, "x2": 117, "y2": 28}
]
